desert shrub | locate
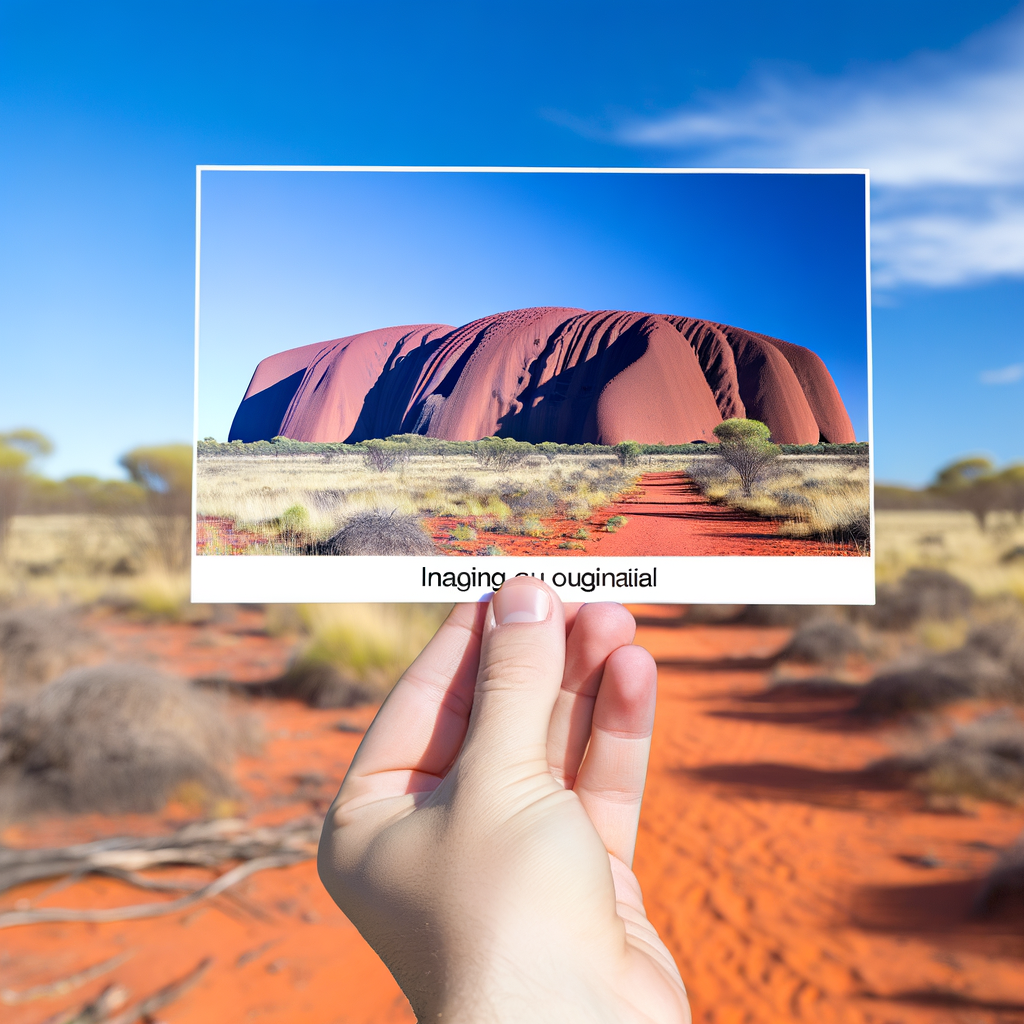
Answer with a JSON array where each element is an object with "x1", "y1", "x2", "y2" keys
[
  {"x1": 520, "y1": 517, "x2": 547, "y2": 538},
  {"x1": 260, "y1": 604, "x2": 448, "y2": 707},
  {"x1": 615, "y1": 441, "x2": 642, "y2": 468},
  {"x1": 475, "y1": 437, "x2": 531, "y2": 472},
  {"x1": 862, "y1": 568, "x2": 974, "y2": 629},
  {"x1": 877, "y1": 714, "x2": 1024, "y2": 804},
  {"x1": 0, "y1": 607, "x2": 94, "y2": 703},
  {"x1": 446, "y1": 475, "x2": 475, "y2": 494},
  {"x1": 713, "y1": 419, "x2": 781, "y2": 497},
  {"x1": 605, "y1": 515, "x2": 627, "y2": 533},
  {"x1": 0, "y1": 663, "x2": 240, "y2": 815},
  {"x1": 780, "y1": 618, "x2": 863, "y2": 665},
  {"x1": 686, "y1": 458, "x2": 736, "y2": 493},
  {"x1": 318, "y1": 511, "x2": 436, "y2": 556},
  {"x1": 573, "y1": 527, "x2": 589, "y2": 540},
  {"x1": 450, "y1": 524, "x2": 477, "y2": 542},
  {"x1": 855, "y1": 646, "x2": 1016, "y2": 716},
  {"x1": 360, "y1": 439, "x2": 409, "y2": 473},
  {"x1": 504, "y1": 485, "x2": 558, "y2": 516},
  {"x1": 278, "y1": 503, "x2": 310, "y2": 539},
  {"x1": 976, "y1": 830, "x2": 1024, "y2": 914},
  {"x1": 483, "y1": 544, "x2": 505, "y2": 556},
  {"x1": 564, "y1": 498, "x2": 592, "y2": 521},
  {"x1": 558, "y1": 540, "x2": 586, "y2": 550}
]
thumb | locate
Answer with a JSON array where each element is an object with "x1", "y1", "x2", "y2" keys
[{"x1": 460, "y1": 578, "x2": 565, "y2": 775}]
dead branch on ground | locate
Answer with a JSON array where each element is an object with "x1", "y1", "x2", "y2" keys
[{"x1": 0, "y1": 816, "x2": 319, "y2": 930}]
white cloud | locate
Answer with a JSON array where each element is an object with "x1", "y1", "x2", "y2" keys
[
  {"x1": 610, "y1": 12, "x2": 1024, "y2": 290},
  {"x1": 980, "y1": 363, "x2": 1024, "y2": 385}
]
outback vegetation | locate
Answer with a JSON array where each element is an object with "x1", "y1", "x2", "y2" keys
[
  {"x1": 196, "y1": 431, "x2": 869, "y2": 556},
  {"x1": 679, "y1": 418, "x2": 870, "y2": 551},
  {"x1": 197, "y1": 436, "x2": 648, "y2": 556}
]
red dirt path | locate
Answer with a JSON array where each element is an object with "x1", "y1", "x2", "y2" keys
[
  {"x1": 2, "y1": 612, "x2": 1019, "y2": 1024},
  {"x1": 588, "y1": 472, "x2": 859, "y2": 556}
]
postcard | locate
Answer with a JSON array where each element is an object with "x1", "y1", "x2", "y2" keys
[{"x1": 192, "y1": 166, "x2": 873, "y2": 604}]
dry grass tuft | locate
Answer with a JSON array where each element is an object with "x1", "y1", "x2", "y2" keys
[
  {"x1": 196, "y1": 451, "x2": 640, "y2": 554},
  {"x1": 685, "y1": 454, "x2": 870, "y2": 551},
  {"x1": 861, "y1": 567, "x2": 975, "y2": 630},
  {"x1": 779, "y1": 618, "x2": 864, "y2": 665},
  {"x1": 0, "y1": 663, "x2": 245, "y2": 817},
  {"x1": 0, "y1": 606, "x2": 96, "y2": 702},
  {"x1": 316, "y1": 510, "x2": 437, "y2": 556},
  {"x1": 875, "y1": 509, "x2": 1024, "y2": 599},
  {"x1": 260, "y1": 604, "x2": 450, "y2": 707},
  {"x1": 876, "y1": 713, "x2": 1024, "y2": 805}
]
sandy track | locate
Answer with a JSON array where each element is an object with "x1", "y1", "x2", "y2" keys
[{"x1": 591, "y1": 472, "x2": 858, "y2": 557}]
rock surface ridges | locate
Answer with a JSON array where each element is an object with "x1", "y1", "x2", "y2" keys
[{"x1": 229, "y1": 308, "x2": 856, "y2": 445}]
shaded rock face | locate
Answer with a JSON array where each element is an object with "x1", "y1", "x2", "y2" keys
[{"x1": 229, "y1": 308, "x2": 856, "y2": 445}]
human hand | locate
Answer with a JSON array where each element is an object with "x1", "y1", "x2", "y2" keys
[{"x1": 318, "y1": 578, "x2": 690, "y2": 1023}]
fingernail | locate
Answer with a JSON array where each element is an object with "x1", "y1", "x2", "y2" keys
[{"x1": 492, "y1": 584, "x2": 550, "y2": 625}]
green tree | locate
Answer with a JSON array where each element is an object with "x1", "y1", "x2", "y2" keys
[
  {"x1": 474, "y1": 437, "x2": 531, "y2": 472},
  {"x1": 997, "y1": 463, "x2": 1024, "y2": 522},
  {"x1": 711, "y1": 418, "x2": 780, "y2": 496},
  {"x1": 119, "y1": 443, "x2": 193, "y2": 570},
  {"x1": 615, "y1": 441, "x2": 642, "y2": 468},
  {"x1": 0, "y1": 429, "x2": 53, "y2": 549},
  {"x1": 931, "y1": 456, "x2": 1000, "y2": 530}
]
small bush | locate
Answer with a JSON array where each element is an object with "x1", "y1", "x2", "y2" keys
[
  {"x1": 483, "y1": 544, "x2": 505, "y2": 556},
  {"x1": 976, "y1": 830, "x2": 1024, "y2": 914},
  {"x1": 0, "y1": 607, "x2": 94, "y2": 703},
  {"x1": 573, "y1": 527, "x2": 589, "y2": 540},
  {"x1": 450, "y1": 524, "x2": 477, "y2": 542},
  {"x1": 615, "y1": 441, "x2": 642, "y2": 468},
  {"x1": 361, "y1": 439, "x2": 410, "y2": 473},
  {"x1": 278, "y1": 503, "x2": 310, "y2": 538},
  {"x1": 521, "y1": 516, "x2": 547, "y2": 538},
  {"x1": 856, "y1": 646, "x2": 1016, "y2": 716},
  {"x1": 558, "y1": 540, "x2": 586, "y2": 550},
  {"x1": 862, "y1": 568, "x2": 974, "y2": 630},
  {"x1": 780, "y1": 619, "x2": 863, "y2": 665},
  {"x1": 475, "y1": 437, "x2": 531, "y2": 472},
  {"x1": 605, "y1": 515, "x2": 627, "y2": 533},
  {"x1": 0, "y1": 663, "x2": 240, "y2": 815},
  {"x1": 713, "y1": 419, "x2": 781, "y2": 497},
  {"x1": 318, "y1": 511, "x2": 436, "y2": 556},
  {"x1": 564, "y1": 498, "x2": 592, "y2": 521},
  {"x1": 876, "y1": 714, "x2": 1024, "y2": 804}
]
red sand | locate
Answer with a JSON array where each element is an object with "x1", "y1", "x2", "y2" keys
[
  {"x1": 428, "y1": 472, "x2": 859, "y2": 557},
  {"x1": 230, "y1": 308, "x2": 856, "y2": 447},
  {"x1": 2, "y1": 613, "x2": 1019, "y2": 1024}
]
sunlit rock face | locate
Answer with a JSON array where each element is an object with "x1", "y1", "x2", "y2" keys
[{"x1": 228, "y1": 307, "x2": 856, "y2": 445}]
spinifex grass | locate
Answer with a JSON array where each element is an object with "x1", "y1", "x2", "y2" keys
[{"x1": 196, "y1": 451, "x2": 640, "y2": 554}]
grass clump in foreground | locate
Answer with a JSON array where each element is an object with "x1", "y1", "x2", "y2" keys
[
  {"x1": 263, "y1": 604, "x2": 451, "y2": 707},
  {"x1": 0, "y1": 663, "x2": 248, "y2": 818}
]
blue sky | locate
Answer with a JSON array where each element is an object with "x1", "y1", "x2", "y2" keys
[
  {"x1": 199, "y1": 169, "x2": 868, "y2": 442},
  {"x1": 2, "y1": 0, "x2": 1023, "y2": 484}
]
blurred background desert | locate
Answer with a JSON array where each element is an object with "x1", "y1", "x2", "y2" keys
[{"x1": 3, "y1": 2, "x2": 1024, "y2": 1022}]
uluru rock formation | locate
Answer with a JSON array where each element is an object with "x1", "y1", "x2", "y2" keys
[{"x1": 229, "y1": 308, "x2": 856, "y2": 446}]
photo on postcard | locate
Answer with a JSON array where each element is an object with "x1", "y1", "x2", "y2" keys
[{"x1": 193, "y1": 167, "x2": 873, "y2": 603}]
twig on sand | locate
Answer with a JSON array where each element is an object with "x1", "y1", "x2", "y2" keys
[
  {"x1": 1, "y1": 952, "x2": 132, "y2": 1005},
  {"x1": 0, "y1": 854, "x2": 306, "y2": 929},
  {"x1": 36, "y1": 958, "x2": 211, "y2": 1024},
  {"x1": 0, "y1": 816, "x2": 320, "y2": 930}
]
